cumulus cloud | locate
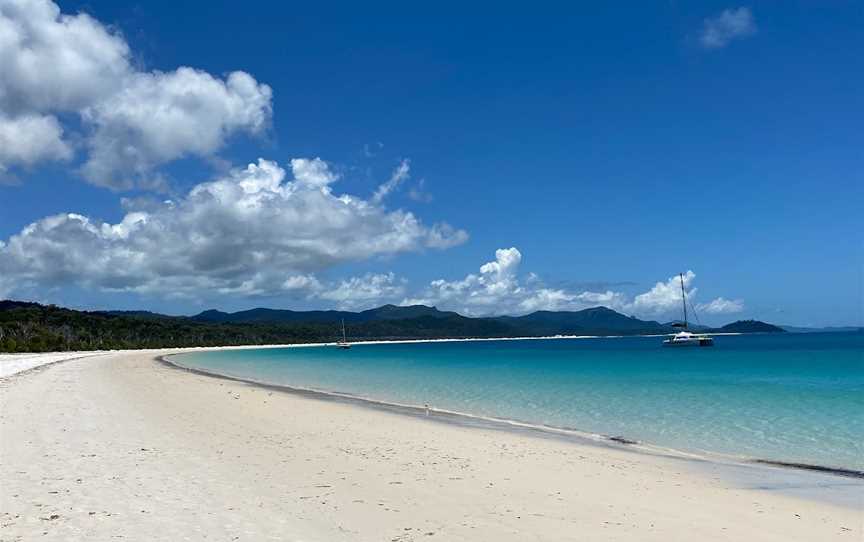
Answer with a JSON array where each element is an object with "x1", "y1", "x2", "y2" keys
[
  {"x1": 404, "y1": 248, "x2": 742, "y2": 318},
  {"x1": 0, "y1": 0, "x2": 129, "y2": 112},
  {"x1": 700, "y1": 7, "x2": 757, "y2": 49},
  {"x1": 80, "y1": 69, "x2": 271, "y2": 189},
  {"x1": 616, "y1": 271, "x2": 742, "y2": 318},
  {"x1": 0, "y1": 0, "x2": 272, "y2": 187},
  {"x1": 630, "y1": 271, "x2": 696, "y2": 316},
  {"x1": 319, "y1": 273, "x2": 406, "y2": 310},
  {"x1": 0, "y1": 113, "x2": 71, "y2": 177},
  {"x1": 697, "y1": 297, "x2": 744, "y2": 314},
  {"x1": 282, "y1": 274, "x2": 323, "y2": 293},
  {"x1": 519, "y1": 289, "x2": 630, "y2": 314},
  {"x1": 403, "y1": 248, "x2": 627, "y2": 316},
  {"x1": 0, "y1": 158, "x2": 467, "y2": 299},
  {"x1": 403, "y1": 247, "x2": 522, "y2": 313},
  {"x1": 290, "y1": 157, "x2": 339, "y2": 188}
]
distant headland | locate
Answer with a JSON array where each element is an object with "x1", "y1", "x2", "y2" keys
[{"x1": 0, "y1": 299, "x2": 795, "y2": 353}]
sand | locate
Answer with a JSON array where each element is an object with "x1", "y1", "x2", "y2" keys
[
  {"x1": 0, "y1": 352, "x2": 111, "y2": 379},
  {"x1": 1, "y1": 351, "x2": 861, "y2": 541}
]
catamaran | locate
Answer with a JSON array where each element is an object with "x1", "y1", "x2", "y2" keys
[
  {"x1": 337, "y1": 319, "x2": 352, "y2": 349},
  {"x1": 662, "y1": 273, "x2": 714, "y2": 347}
]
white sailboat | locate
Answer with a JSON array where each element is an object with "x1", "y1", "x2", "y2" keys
[
  {"x1": 662, "y1": 273, "x2": 714, "y2": 347},
  {"x1": 337, "y1": 319, "x2": 352, "y2": 349}
]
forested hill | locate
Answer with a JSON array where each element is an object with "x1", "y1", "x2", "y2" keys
[
  {"x1": 716, "y1": 320, "x2": 786, "y2": 333},
  {"x1": 0, "y1": 300, "x2": 783, "y2": 353}
]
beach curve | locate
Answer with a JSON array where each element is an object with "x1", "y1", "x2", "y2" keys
[{"x1": 1, "y1": 350, "x2": 861, "y2": 541}]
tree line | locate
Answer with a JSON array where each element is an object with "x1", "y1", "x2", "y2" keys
[{"x1": 0, "y1": 300, "x2": 513, "y2": 353}]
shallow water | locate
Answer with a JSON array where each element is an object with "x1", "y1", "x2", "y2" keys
[{"x1": 173, "y1": 332, "x2": 864, "y2": 470}]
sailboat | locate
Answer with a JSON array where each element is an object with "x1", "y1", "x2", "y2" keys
[
  {"x1": 662, "y1": 273, "x2": 714, "y2": 347},
  {"x1": 337, "y1": 319, "x2": 352, "y2": 349}
]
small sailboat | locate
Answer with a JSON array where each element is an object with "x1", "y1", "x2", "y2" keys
[
  {"x1": 663, "y1": 273, "x2": 714, "y2": 347},
  {"x1": 337, "y1": 319, "x2": 352, "y2": 349}
]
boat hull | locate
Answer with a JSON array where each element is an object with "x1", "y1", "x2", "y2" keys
[{"x1": 663, "y1": 337, "x2": 714, "y2": 347}]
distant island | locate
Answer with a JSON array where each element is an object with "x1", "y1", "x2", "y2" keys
[
  {"x1": 715, "y1": 320, "x2": 787, "y2": 334},
  {"x1": 0, "y1": 300, "x2": 793, "y2": 353}
]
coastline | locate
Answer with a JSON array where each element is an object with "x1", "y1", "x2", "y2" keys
[
  {"x1": 1, "y1": 350, "x2": 860, "y2": 541},
  {"x1": 0, "y1": 331, "x2": 746, "y2": 378},
  {"x1": 4, "y1": 334, "x2": 856, "y2": 481},
  {"x1": 161, "y1": 352, "x2": 864, "y2": 482}
]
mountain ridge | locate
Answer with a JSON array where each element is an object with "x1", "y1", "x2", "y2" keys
[
  {"x1": 0, "y1": 299, "x2": 789, "y2": 353},
  {"x1": 190, "y1": 304, "x2": 460, "y2": 324}
]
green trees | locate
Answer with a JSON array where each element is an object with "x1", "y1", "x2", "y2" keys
[
  {"x1": 0, "y1": 299, "x2": 785, "y2": 353},
  {"x1": 0, "y1": 301, "x2": 344, "y2": 352},
  {"x1": 0, "y1": 300, "x2": 514, "y2": 352}
]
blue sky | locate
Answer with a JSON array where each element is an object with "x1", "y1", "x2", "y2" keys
[{"x1": 0, "y1": 1, "x2": 861, "y2": 326}]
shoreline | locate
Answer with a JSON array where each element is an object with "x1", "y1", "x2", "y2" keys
[
  {"x1": 5, "y1": 326, "x2": 806, "y2": 370},
  {"x1": 0, "y1": 331, "x2": 745, "y2": 379},
  {"x1": 160, "y1": 353, "x2": 864, "y2": 482},
  {"x1": 2, "y1": 350, "x2": 860, "y2": 540}
]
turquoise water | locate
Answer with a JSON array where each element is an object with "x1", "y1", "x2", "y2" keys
[{"x1": 172, "y1": 332, "x2": 863, "y2": 470}]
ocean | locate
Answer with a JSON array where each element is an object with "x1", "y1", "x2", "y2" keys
[{"x1": 170, "y1": 332, "x2": 863, "y2": 471}]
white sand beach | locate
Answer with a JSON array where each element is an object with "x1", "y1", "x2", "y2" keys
[
  {"x1": 0, "y1": 352, "x2": 111, "y2": 379},
  {"x1": 1, "y1": 350, "x2": 861, "y2": 541}
]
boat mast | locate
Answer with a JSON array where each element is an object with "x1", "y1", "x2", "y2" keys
[
  {"x1": 341, "y1": 319, "x2": 347, "y2": 342},
  {"x1": 679, "y1": 273, "x2": 688, "y2": 329}
]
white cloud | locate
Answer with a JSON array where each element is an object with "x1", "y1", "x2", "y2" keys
[
  {"x1": 372, "y1": 159, "x2": 410, "y2": 203},
  {"x1": 282, "y1": 274, "x2": 323, "y2": 292},
  {"x1": 515, "y1": 288, "x2": 573, "y2": 313},
  {"x1": 480, "y1": 247, "x2": 522, "y2": 278},
  {"x1": 319, "y1": 273, "x2": 405, "y2": 310},
  {"x1": 425, "y1": 223, "x2": 469, "y2": 249},
  {"x1": 404, "y1": 249, "x2": 743, "y2": 318},
  {"x1": 0, "y1": 158, "x2": 467, "y2": 299},
  {"x1": 626, "y1": 271, "x2": 743, "y2": 318},
  {"x1": 403, "y1": 247, "x2": 628, "y2": 316},
  {"x1": 403, "y1": 248, "x2": 524, "y2": 314},
  {"x1": 0, "y1": 113, "x2": 71, "y2": 176},
  {"x1": 0, "y1": 0, "x2": 272, "y2": 187},
  {"x1": 81, "y1": 69, "x2": 271, "y2": 189},
  {"x1": 630, "y1": 271, "x2": 696, "y2": 316},
  {"x1": 0, "y1": 249, "x2": 12, "y2": 297},
  {"x1": 0, "y1": 0, "x2": 130, "y2": 112},
  {"x1": 290, "y1": 157, "x2": 339, "y2": 188},
  {"x1": 700, "y1": 7, "x2": 757, "y2": 50},
  {"x1": 697, "y1": 297, "x2": 744, "y2": 314}
]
